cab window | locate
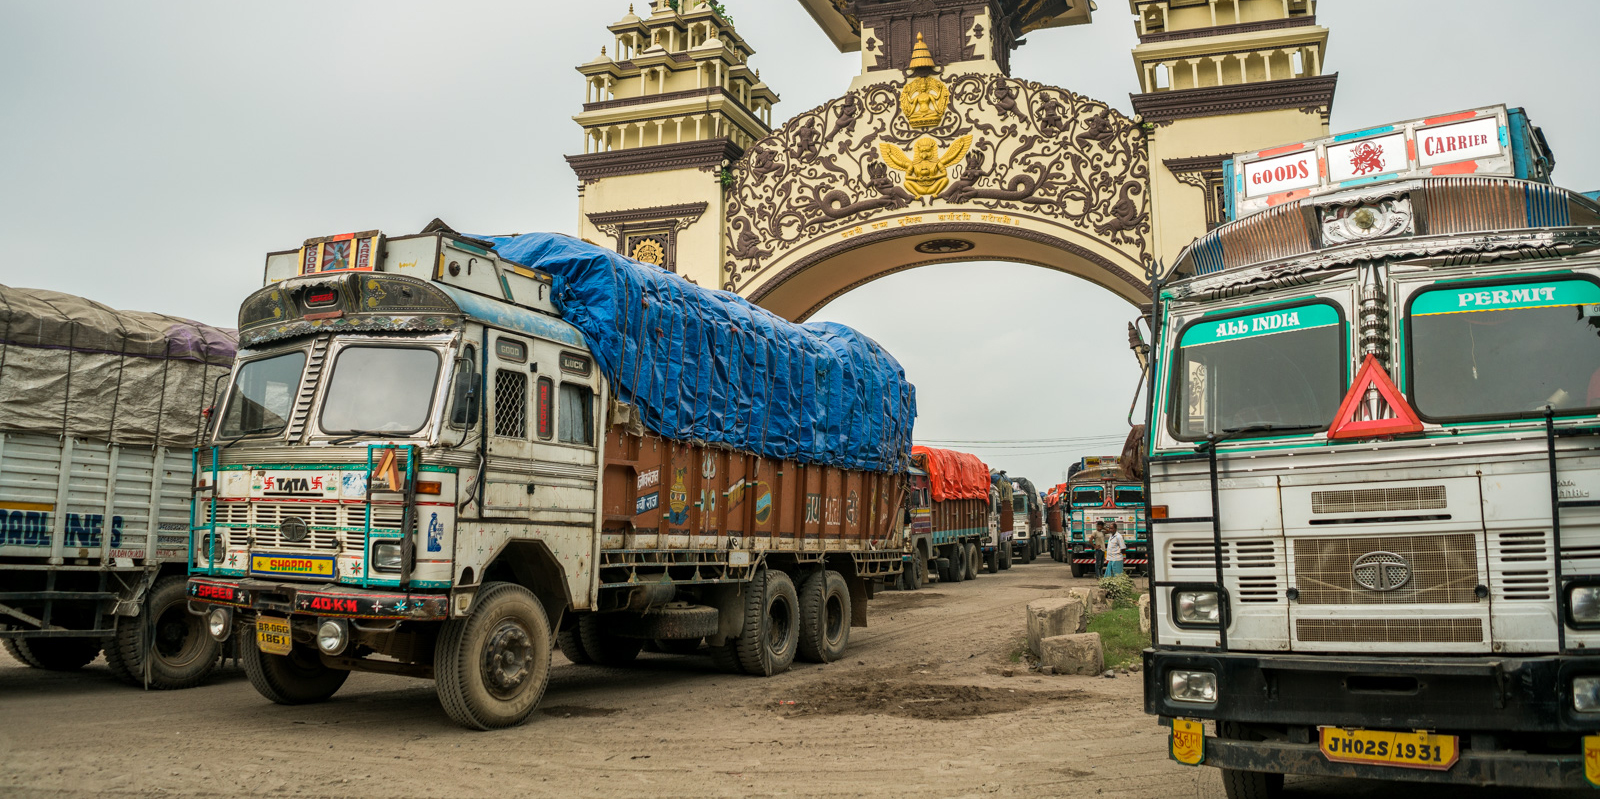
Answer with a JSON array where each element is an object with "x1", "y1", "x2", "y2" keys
[
  {"x1": 1114, "y1": 485, "x2": 1143, "y2": 506},
  {"x1": 1408, "y1": 277, "x2": 1600, "y2": 420},
  {"x1": 1071, "y1": 486, "x2": 1105, "y2": 507},
  {"x1": 558, "y1": 383, "x2": 594, "y2": 445},
  {"x1": 220, "y1": 349, "x2": 306, "y2": 439},
  {"x1": 1172, "y1": 301, "x2": 1345, "y2": 439}
]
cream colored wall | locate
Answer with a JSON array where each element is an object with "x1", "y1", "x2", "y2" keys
[{"x1": 575, "y1": 166, "x2": 726, "y2": 288}]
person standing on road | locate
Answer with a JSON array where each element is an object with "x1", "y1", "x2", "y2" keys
[
  {"x1": 1105, "y1": 525, "x2": 1126, "y2": 577},
  {"x1": 1090, "y1": 522, "x2": 1107, "y2": 577}
]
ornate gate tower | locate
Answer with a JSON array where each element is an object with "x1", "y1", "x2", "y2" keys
[{"x1": 569, "y1": 0, "x2": 1336, "y2": 318}]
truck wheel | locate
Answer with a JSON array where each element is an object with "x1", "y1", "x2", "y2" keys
[
  {"x1": 578, "y1": 615, "x2": 643, "y2": 666},
  {"x1": 105, "y1": 575, "x2": 221, "y2": 689},
  {"x1": 735, "y1": 569, "x2": 799, "y2": 676},
  {"x1": 242, "y1": 638, "x2": 348, "y2": 705},
  {"x1": 985, "y1": 547, "x2": 998, "y2": 574},
  {"x1": 655, "y1": 637, "x2": 702, "y2": 655},
  {"x1": 10, "y1": 637, "x2": 101, "y2": 671},
  {"x1": 708, "y1": 639, "x2": 743, "y2": 673},
  {"x1": 797, "y1": 570, "x2": 850, "y2": 663},
  {"x1": 1021, "y1": 541, "x2": 1035, "y2": 564},
  {"x1": 964, "y1": 543, "x2": 980, "y2": 580},
  {"x1": 1070, "y1": 560, "x2": 1085, "y2": 578},
  {"x1": 999, "y1": 545, "x2": 1013, "y2": 570},
  {"x1": 556, "y1": 629, "x2": 593, "y2": 664},
  {"x1": 945, "y1": 547, "x2": 965, "y2": 583},
  {"x1": 1220, "y1": 769, "x2": 1284, "y2": 798},
  {"x1": 906, "y1": 553, "x2": 926, "y2": 590},
  {"x1": 434, "y1": 581, "x2": 551, "y2": 730},
  {"x1": 3, "y1": 637, "x2": 42, "y2": 668}
]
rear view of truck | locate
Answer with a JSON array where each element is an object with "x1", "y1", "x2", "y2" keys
[
  {"x1": 0, "y1": 285, "x2": 233, "y2": 687},
  {"x1": 909, "y1": 446, "x2": 990, "y2": 582}
]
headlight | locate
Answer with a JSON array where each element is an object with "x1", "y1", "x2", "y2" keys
[
  {"x1": 1575, "y1": 677, "x2": 1600, "y2": 713},
  {"x1": 205, "y1": 607, "x2": 232, "y2": 640},
  {"x1": 1570, "y1": 586, "x2": 1600, "y2": 624},
  {"x1": 316, "y1": 619, "x2": 349, "y2": 656},
  {"x1": 372, "y1": 541, "x2": 402, "y2": 573},
  {"x1": 1175, "y1": 590, "x2": 1222, "y2": 626},
  {"x1": 1169, "y1": 670, "x2": 1218, "y2": 704}
]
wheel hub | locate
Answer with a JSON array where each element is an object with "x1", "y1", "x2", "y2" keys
[{"x1": 481, "y1": 620, "x2": 533, "y2": 699}]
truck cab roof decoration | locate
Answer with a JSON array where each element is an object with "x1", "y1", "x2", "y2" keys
[{"x1": 237, "y1": 273, "x2": 464, "y2": 348}]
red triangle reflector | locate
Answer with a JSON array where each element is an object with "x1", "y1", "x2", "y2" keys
[{"x1": 1327, "y1": 355, "x2": 1424, "y2": 439}]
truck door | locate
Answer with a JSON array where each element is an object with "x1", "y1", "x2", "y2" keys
[{"x1": 484, "y1": 333, "x2": 536, "y2": 514}]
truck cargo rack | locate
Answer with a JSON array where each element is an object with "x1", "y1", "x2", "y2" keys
[{"x1": 1544, "y1": 408, "x2": 1600, "y2": 654}]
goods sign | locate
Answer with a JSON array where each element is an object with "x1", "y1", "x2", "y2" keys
[
  {"x1": 1229, "y1": 105, "x2": 1542, "y2": 219},
  {"x1": 298, "y1": 231, "x2": 384, "y2": 276}
]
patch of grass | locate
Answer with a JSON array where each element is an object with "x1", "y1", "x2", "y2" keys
[
  {"x1": 1008, "y1": 638, "x2": 1026, "y2": 663},
  {"x1": 1086, "y1": 606, "x2": 1150, "y2": 670}
]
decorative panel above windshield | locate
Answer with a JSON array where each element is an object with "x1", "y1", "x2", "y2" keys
[
  {"x1": 1173, "y1": 302, "x2": 1346, "y2": 440},
  {"x1": 1408, "y1": 277, "x2": 1600, "y2": 421}
]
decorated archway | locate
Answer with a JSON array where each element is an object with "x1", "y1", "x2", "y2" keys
[{"x1": 721, "y1": 69, "x2": 1153, "y2": 320}]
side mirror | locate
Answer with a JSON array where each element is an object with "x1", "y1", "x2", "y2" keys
[{"x1": 450, "y1": 356, "x2": 480, "y2": 428}]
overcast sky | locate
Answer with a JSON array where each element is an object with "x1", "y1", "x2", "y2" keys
[{"x1": 3, "y1": 1, "x2": 1596, "y2": 485}]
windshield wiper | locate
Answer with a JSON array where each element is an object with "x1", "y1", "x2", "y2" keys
[
  {"x1": 215, "y1": 424, "x2": 283, "y2": 449},
  {"x1": 329, "y1": 429, "x2": 404, "y2": 445},
  {"x1": 1196, "y1": 423, "x2": 1279, "y2": 452}
]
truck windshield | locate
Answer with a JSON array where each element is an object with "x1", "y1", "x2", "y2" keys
[
  {"x1": 1013, "y1": 496, "x2": 1026, "y2": 513},
  {"x1": 319, "y1": 346, "x2": 442, "y2": 436},
  {"x1": 1114, "y1": 485, "x2": 1143, "y2": 506},
  {"x1": 1409, "y1": 279, "x2": 1600, "y2": 420},
  {"x1": 219, "y1": 350, "x2": 307, "y2": 439},
  {"x1": 1173, "y1": 302, "x2": 1344, "y2": 439},
  {"x1": 1071, "y1": 486, "x2": 1104, "y2": 507}
]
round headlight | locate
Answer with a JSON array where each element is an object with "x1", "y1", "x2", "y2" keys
[
  {"x1": 206, "y1": 607, "x2": 232, "y2": 640},
  {"x1": 316, "y1": 619, "x2": 348, "y2": 656}
]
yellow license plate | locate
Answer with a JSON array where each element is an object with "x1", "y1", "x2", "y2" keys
[
  {"x1": 1169, "y1": 718, "x2": 1205, "y2": 766},
  {"x1": 1319, "y1": 726, "x2": 1459, "y2": 771},
  {"x1": 250, "y1": 553, "x2": 335, "y2": 578},
  {"x1": 255, "y1": 617, "x2": 292, "y2": 656}
]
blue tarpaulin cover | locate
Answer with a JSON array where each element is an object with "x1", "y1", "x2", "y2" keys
[{"x1": 473, "y1": 233, "x2": 917, "y2": 473}]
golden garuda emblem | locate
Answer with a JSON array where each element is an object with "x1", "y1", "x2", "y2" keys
[
  {"x1": 880, "y1": 134, "x2": 972, "y2": 196},
  {"x1": 900, "y1": 75, "x2": 949, "y2": 129}
]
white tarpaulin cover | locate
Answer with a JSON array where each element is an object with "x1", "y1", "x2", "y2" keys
[{"x1": 0, "y1": 285, "x2": 237, "y2": 448}]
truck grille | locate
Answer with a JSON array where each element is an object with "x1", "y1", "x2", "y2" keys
[
  {"x1": 1296, "y1": 618, "x2": 1483, "y2": 644},
  {"x1": 1294, "y1": 533, "x2": 1479, "y2": 605},
  {"x1": 214, "y1": 500, "x2": 406, "y2": 552},
  {"x1": 1492, "y1": 530, "x2": 1552, "y2": 601},
  {"x1": 1311, "y1": 485, "x2": 1446, "y2": 514},
  {"x1": 1169, "y1": 539, "x2": 1276, "y2": 569}
]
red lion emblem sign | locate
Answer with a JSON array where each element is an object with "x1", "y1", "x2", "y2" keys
[{"x1": 1348, "y1": 142, "x2": 1385, "y2": 177}]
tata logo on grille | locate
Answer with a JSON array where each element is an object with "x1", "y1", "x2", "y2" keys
[
  {"x1": 1352, "y1": 551, "x2": 1411, "y2": 592},
  {"x1": 280, "y1": 516, "x2": 310, "y2": 544}
]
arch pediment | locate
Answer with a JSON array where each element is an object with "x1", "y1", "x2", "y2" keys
[{"x1": 723, "y1": 71, "x2": 1154, "y2": 316}]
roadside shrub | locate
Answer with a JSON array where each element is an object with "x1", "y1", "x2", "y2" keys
[{"x1": 1099, "y1": 574, "x2": 1138, "y2": 608}]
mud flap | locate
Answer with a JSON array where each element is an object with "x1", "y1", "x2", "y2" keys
[
  {"x1": 846, "y1": 573, "x2": 868, "y2": 628},
  {"x1": 706, "y1": 582, "x2": 746, "y2": 646}
]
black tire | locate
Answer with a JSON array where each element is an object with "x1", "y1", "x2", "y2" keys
[
  {"x1": 1021, "y1": 540, "x2": 1035, "y2": 564},
  {"x1": 964, "y1": 543, "x2": 980, "y2": 580},
  {"x1": 985, "y1": 546, "x2": 998, "y2": 574},
  {"x1": 907, "y1": 553, "x2": 925, "y2": 590},
  {"x1": 578, "y1": 615, "x2": 643, "y2": 666},
  {"x1": 735, "y1": 569, "x2": 799, "y2": 676},
  {"x1": 708, "y1": 639, "x2": 743, "y2": 673},
  {"x1": 434, "y1": 582, "x2": 551, "y2": 730},
  {"x1": 242, "y1": 634, "x2": 348, "y2": 705},
  {"x1": 1220, "y1": 769, "x2": 1284, "y2": 798},
  {"x1": 3, "y1": 636, "x2": 41, "y2": 668},
  {"x1": 11, "y1": 637, "x2": 101, "y2": 671},
  {"x1": 945, "y1": 547, "x2": 965, "y2": 583},
  {"x1": 106, "y1": 576, "x2": 221, "y2": 689},
  {"x1": 796, "y1": 570, "x2": 850, "y2": 663},
  {"x1": 556, "y1": 628, "x2": 593, "y2": 664},
  {"x1": 655, "y1": 637, "x2": 703, "y2": 655},
  {"x1": 999, "y1": 542, "x2": 1013, "y2": 570},
  {"x1": 1070, "y1": 560, "x2": 1085, "y2": 578}
]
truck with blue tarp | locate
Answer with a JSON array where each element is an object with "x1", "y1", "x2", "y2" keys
[
  {"x1": 186, "y1": 224, "x2": 914, "y2": 730},
  {"x1": 0, "y1": 285, "x2": 233, "y2": 688},
  {"x1": 1144, "y1": 106, "x2": 1600, "y2": 794}
]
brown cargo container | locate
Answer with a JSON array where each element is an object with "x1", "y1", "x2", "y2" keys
[{"x1": 601, "y1": 428, "x2": 905, "y2": 557}]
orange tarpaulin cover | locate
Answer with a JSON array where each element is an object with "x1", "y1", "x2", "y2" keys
[{"x1": 912, "y1": 445, "x2": 991, "y2": 502}]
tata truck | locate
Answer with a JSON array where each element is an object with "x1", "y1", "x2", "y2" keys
[
  {"x1": 1143, "y1": 105, "x2": 1600, "y2": 794},
  {"x1": 0, "y1": 285, "x2": 233, "y2": 687},
  {"x1": 1063, "y1": 456, "x2": 1148, "y2": 577},
  {"x1": 909, "y1": 446, "x2": 989, "y2": 583},
  {"x1": 185, "y1": 227, "x2": 912, "y2": 730},
  {"x1": 1008, "y1": 475, "x2": 1044, "y2": 563}
]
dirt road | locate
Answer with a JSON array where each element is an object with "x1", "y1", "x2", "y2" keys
[{"x1": 0, "y1": 561, "x2": 1543, "y2": 798}]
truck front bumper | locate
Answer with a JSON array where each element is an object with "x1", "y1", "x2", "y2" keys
[
  {"x1": 1145, "y1": 648, "x2": 1600, "y2": 788},
  {"x1": 187, "y1": 576, "x2": 448, "y2": 621}
]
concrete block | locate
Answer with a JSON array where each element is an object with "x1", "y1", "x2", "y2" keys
[
  {"x1": 1138, "y1": 593, "x2": 1151, "y2": 635},
  {"x1": 1068, "y1": 586, "x2": 1111, "y2": 616},
  {"x1": 1025, "y1": 597, "x2": 1086, "y2": 656},
  {"x1": 1039, "y1": 633, "x2": 1104, "y2": 676}
]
